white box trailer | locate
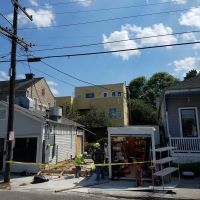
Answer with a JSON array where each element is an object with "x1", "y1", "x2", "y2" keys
[{"x1": 107, "y1": 126, "x2": 160, "y2": 179}]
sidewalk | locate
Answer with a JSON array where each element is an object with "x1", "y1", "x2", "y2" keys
[{"x1": 0, "y1": 174, "x2": 200, "y2": 199}]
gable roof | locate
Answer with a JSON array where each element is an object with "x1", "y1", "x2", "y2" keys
[
  {"x1": 0, "y1": 78, "x2": 43, "y2": 92},
  {"x1": 165, "y1": 74, "x2": 200, "y2": 91},
  {"x1": 0, "y1": 101, "x2": 83, "y2": 127}
]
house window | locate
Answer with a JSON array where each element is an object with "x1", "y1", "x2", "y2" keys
[
  {"x1": 41, "y1": 88, "x2": 45, "y2": 96},
  {"x1": 179, "y1": 108, "x2": 199, "y2": 137},
  {"x1": 85, "y1": 93, "x2": 95, "y2": 98},
  {"x1": 109, "y1": 108, "x2": 117, "y2": 118},
  {"x1": 112, "y1": 92, "x2": 116, "y2": 97},
  {"x1": 0, "y1": 109, "x2": 6, "y2": 120},
  {"x1": 102, "y1": 92, "x2": 108, "y2": 97},
  {"x1": 33, "y1": 98, "x2": 38, "y2": 110},
  {"x1": 117, "y1": 92, "x2": 122, "y2": 96}
]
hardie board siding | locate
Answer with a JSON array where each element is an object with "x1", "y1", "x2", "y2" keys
[
  {"x1": 45, "y1": 126, "x2": 77, "y2": 163},
  {"x1": 167, "y1": 94, "x2": 200, "y2": 137}
]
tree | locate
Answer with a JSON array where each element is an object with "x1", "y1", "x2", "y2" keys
[
  {"x1": 144, "y1": 72, "x2": 179, "y2": 106},
  {"x1": 128, "y1": 99, "x2": 157, "y2": 125},
  {"x1": 78, "y1": 109, "x2": 110, "y2": 128},
  {"x1": 184, "y1": 69, "x2": 199, "y2": 80},
  {"x1": 129, "y1": 76, "x2": 147, "y2": 99}
]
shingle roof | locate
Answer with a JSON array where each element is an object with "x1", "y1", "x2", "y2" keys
[
  {"x1": 0, "y1": 78, "x2": 43, "y2": 92},
  {"x1": 165, "y1": 74, "x2": 200, "y2": 91}
]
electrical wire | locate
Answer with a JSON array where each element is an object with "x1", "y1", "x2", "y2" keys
[
  {"x1": 18, "y1": 8, "x2": 191, "y2": 30},
  {"x1": 19, "y1": 1, "x2": 175, "y2": 16},
  {"x1": 30, "y1": 30, "x2": 200, "y2": 52},
  {"x1": 2, "y1": 40, "x2": 200, "y2": 63},
  {"x1": 0, "y1": 12, "x2": 13, "y2": 27}
]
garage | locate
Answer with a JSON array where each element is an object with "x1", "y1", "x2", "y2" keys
[{"x1": 108, "y1": 126, "x2": 160, "y2": 180}]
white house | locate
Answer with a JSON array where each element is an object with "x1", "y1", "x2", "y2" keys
[{"x1": 0, "y1": 101, "x2": 84, "y2": 173}]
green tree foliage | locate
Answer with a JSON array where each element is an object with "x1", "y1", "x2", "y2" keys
[
  {"x1": 128, "y1": 99, "x2": 157, "y2": 125},
  {"x1": 78, "y1": 109, "x2": 110, "y2": 128},
  {"x1": 184, "y1": 69, "x2": 199, "y2": 80},
  {"x1": 143, "y1": 72, "x2": 179, "y2": 106},
  {"x1": 129, "y1": 76, "x2": 147, "y2": 99}
]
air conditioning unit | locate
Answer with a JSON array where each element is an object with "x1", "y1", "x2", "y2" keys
[{"x1": 49, "y1": 107, "x2": 62, "y2": 122}]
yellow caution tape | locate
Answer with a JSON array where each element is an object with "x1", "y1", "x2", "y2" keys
[{"x1": 6, "y1": 160, "x2": 151, "y2": 167}]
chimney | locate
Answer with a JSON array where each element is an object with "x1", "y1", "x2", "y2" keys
[{"x1": 25, "y1": 73, "x2": 35, "y2": 80}]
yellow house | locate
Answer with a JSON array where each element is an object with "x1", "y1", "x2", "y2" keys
[
  {"x1": 74, "y1": 83, "x2": 129, "y2": 126},
  {"x1": 56, "y1": 83, "x2": 129, "y2": 127},
  {"x1": 55, "y1": 96, "x2": 74, "y2": 116}
]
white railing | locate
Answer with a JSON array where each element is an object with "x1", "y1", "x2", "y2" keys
[{"x1": 170, "y1": 137, "x2": 200, "y2": 153}]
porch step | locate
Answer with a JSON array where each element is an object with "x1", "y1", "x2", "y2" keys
[
  {"x1": 154, "y1": 157, "x2": 177, "y2": 164},
  {"x1": 153, "y1": 167, "x2": 178, "y2": 177}
]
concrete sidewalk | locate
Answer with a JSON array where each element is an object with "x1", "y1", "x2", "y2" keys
[{"x1": 0, "y1": 174, "x2": 200, "y2": 199}]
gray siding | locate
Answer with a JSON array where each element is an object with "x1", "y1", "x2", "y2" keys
[
  {"x1": 167, "y1": 94, "x2": 200, "y2": 137},
  {"x1": 0, "y1": 108, "x2": 42, "y2": 138},
  {"x1": 44, "y1": 125, "x2": 77, "y2": 164}
]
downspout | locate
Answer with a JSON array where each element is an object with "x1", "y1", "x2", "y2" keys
[{"x1": 164, "y1": 93, "x2": 171, "y2": 145}]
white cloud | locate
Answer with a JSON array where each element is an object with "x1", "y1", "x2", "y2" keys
[
  {"x1": 172, "y1": 57, "x2": 200, "y2": 77},
  {"x1": 47, "y1": 80, "x2": 59, "y2": 95},
  {"x1": 123, "y1": 23, "x2": 177, "y2": 48},
  {"x1": 8, "y1": 5, "x2": 55, "y2": 28},
  {"x1": 79, "y1": 0, "x2": 92, "y2": 6},
  {"x1": 50, "y1": 87, "x2": 59, "y2": 96},
  {"x1": 29, "y1": 0, "x2": 38, "y2": 6},
  {"x1": 180, "y1": 32, "x2": 200, "y2": 49},
  {"x1": 0, "y1": 71, "x2": 9, "y2": 81},
  {"x1": 102, "y1": 23, "x2": 177, "y2": 60},
  {"x1": 17, "y1": 74, "x2": 25, "y2": 79},
  {"x1": 179, "y1": 7, "x2": 200, "y2": 28},
  {"x1": 103, "y1": 30, "x2": 140, "y2": 61},
  {"x1": 47, "y1": 80, "x2": 58, "y2": 87}
]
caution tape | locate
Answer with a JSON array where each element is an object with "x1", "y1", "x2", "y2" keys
[{"x1": 6, "y1": 160, "x2": 151, "y2": 167}]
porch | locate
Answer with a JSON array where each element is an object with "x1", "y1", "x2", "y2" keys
[{"x1": 170, "y1": 137, "x2": 200, "y2": 153}]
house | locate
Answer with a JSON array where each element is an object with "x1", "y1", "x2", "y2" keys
[
  {"x1": 0, "y1": 73, "x2": 55, "y2": 111},
  {"x1": 56, "y1": 83, "x2": 129, "y2": 127},
  {"x1": 161, "y1": 75, "x2": 200, "y2": 163},
  {"x1": 56, "y1": 96, "x2": 74, "y2": 116},
  {"x1": 0, "y1": 101, "x2": 84, "y2": 173}
]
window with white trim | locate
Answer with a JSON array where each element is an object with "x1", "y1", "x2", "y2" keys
[{"x1": 179, "y1": 108, "x2": 199, "y2": 137}]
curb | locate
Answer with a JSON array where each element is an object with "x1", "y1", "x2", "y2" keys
[{"x1": 55, "y1": 180, "x2": 110, "y2": 192}]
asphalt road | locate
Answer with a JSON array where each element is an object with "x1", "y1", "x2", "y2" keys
[{"x1": 0, "y1": 191, "x2": 124, "y2": 200}]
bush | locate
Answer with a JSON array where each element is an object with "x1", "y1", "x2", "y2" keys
[{"x1": 172, "y1": 162, "x2": 200, "y2": 176}]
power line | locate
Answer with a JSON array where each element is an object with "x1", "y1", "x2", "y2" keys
[
  {"x1": 0, "y1": 12, "x2": 13, "y2": 27},
  {"x1": 18, "y1": 8, "x2": 191, "y2": 30},
  {"x1": 1, "y1": 40, "x2": 200, "y2": 63},
  {"x1": 19, "y1": 1, "x2": 175, "y2": 16},
  {"x1": 30, "y1": 30, "x2": 200, "y2": 52}
]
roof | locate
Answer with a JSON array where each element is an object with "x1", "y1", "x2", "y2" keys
[
  {"x1": 0, "y1": 101, "x2": 83, "y2": 127},
  {"x1": 165, "y1": 74, "x2": 200, "y2": 92},
  {"x1": 0, "y1": 78, "x2": 43, "y2": 92}
]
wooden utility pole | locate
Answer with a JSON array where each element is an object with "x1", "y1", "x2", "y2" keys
[{"x1": 4, "y1": 0, "x2": 32, "y2": 183}]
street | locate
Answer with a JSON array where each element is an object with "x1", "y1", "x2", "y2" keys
[{"x1": 0, "y1": 191, "x2": 124, "y2": 200}]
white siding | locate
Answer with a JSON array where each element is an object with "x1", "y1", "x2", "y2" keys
[{"x1": 46, "y1": 125, "x2": 77, "y2": 164}]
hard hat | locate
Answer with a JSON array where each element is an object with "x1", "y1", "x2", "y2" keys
[{"x1": 94, "y1": 143, "x2": 100, "y2": 148}]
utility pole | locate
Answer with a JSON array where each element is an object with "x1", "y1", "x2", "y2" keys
[{"x1": 4, "y1": 0, "x2": 32, "y2": 183}]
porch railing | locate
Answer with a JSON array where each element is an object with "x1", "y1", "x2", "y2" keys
[{"x1": 170, "y1": 137, "x2": 200, "y2": 153}]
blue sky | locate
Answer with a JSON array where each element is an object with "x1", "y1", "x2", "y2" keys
[{"x1": 1, "y1": 0, "x2": 200, "y2": 96}]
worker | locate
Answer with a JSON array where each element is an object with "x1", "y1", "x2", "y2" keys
[
  {"x1": 74, "y1": 154, "x2": 85, "y2": 178},
  {"x1": 92, "y1": 143, "x2": 105, "y2": 181}
]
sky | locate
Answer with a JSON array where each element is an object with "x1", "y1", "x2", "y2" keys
[{"x1": 1, "y1": 0, "x2": 200, "y2": 96}]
